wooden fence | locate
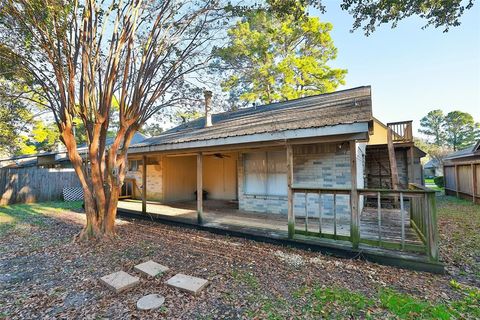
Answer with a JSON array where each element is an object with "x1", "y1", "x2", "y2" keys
[
  {"x1": 0, "y1": 167, "x2": 81, "y2": 205},
  {"x1": 444, "y1": 162, "x2": 480, "y2": 204}
]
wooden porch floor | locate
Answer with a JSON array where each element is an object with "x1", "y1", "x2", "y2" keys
[{"x1": 117, "y1": 199, "x2": 423, "y2": 246}]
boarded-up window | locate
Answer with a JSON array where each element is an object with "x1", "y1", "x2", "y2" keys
[
  {"x1": 244, "y1": 151, "x2": 287, "y2": 196},
  {"x1": 244, "y1": 152, "x2": 266, "y2": 195}
]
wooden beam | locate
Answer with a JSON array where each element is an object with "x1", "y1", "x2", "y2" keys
[
  {"x1": 387, "y1": 128, "x2": 400, "y2": 190},
  {"x1": 454, "y1": 164, "x2": 459, "y2": 198},
  {"x1": 142, "y1": 155, "x2": 147, "y2": 214},
  {"x1": 287, "y1": 144, "x2": 294, "y2": 239},
  {"x1": 407, "y1": 146, "x2": 415, "y2": 183},
  {"x1": 425, "y1": 192, "x2": 439, "y2": 262},
  {"x1": 197, "y1": 153, "x2": 203, "y2": 224},
  {"x1": 472, "y1": 163, "x2": 477, "y2": 203},
  {"x1": 349, "y1": 141, "x2": 360, "y2": 248}
]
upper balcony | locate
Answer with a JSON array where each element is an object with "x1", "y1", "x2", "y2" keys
[{"x1": 387, "y1": 120, "x2": 413, "y2": 143}]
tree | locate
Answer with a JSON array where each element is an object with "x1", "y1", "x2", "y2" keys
[
  {"x1": 0, "y1": 97, "x2": 30, "y2": 157},
  {"x1": 443, "y1": 111, "x2": 479, "y2": 151},
  {"x1": 414, "y1": 137, "x2": 452, "y2": 165},
  {"x1": 419, "y1": 109, "x2": 445, "y2": 146},
  {"x1": 267, "y1": 0, "x2": 476, "y2": 35},
  {"x1": 214, "y1": 4, "x2": 346, "y2": 105},
  {"x1": 140, "y1": 123, "x2": 164, "y2": 137},
  {"x1": 0, "y1": 0, "x2": 223, "y2": 240}
]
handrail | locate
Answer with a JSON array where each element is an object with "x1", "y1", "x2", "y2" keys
[
  {"x1": 291, "y1": 185, "x2": 435, "y2": 194},
  {"x1": 289, "y1": 184, "x2": 439, "y2": 262},
  {"x1": 387, "y1": 120, "x2": 413, "y2": 143}
]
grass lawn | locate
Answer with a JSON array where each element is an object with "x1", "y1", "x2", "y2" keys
[
  {"x1": 424, "y1": 178, "x2": 444, "y2": 192},
  {"x1": 0, "y1": 196, "x2": 479, "y2": 319}
]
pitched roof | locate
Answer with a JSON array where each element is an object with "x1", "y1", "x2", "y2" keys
[
  {"x1": 0, "y1": 132, "x2": 147, "y2": 167},
  {"x1": 424, "y1": 159, "x2": 440, "y2": 168},
  {"x1": 444, "y1": 140, "x2": 480, "y2": 160},
  {"x1": 130, "y1": 86, "x2": 373, "y2": 150}
]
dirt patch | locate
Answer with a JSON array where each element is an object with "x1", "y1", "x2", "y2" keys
[{"x1": 0, "y1": 202, "x2": 477, "y2": 319}]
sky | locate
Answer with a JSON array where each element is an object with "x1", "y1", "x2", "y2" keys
[{"x1": 311, "y1": 1, "x2": 480, "y2": 136}]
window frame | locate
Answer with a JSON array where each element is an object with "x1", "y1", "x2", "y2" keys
[{"x1": 243, "y1": 150, "x2": 287, "y2": 197}]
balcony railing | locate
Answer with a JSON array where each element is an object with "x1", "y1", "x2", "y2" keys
[
  {"x1": 288, "y1": 183, "x2": 438, "y2": 262},
  {"x1": 387, "y1": 120, "x2": 413, "y2": 143}
]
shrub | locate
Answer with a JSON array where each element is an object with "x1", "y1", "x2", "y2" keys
[{"x1": 434, "y1": 176, "x2": 444, "y2": 188}]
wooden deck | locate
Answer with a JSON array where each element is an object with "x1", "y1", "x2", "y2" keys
[
  {"x1": 117, "y1": 199, "x2": 423, "y2": 246},
  {"x1": 117, "y1": 199, "x2": 442, "y2": 273}
]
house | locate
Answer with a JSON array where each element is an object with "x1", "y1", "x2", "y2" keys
[
  {"x1": 0, "y1": 133, "x2": 147, "y2": 204},
  {"x1": 365, "y1": 117, "x2": 426, "y2": 189},
  {"x1": 423, "y1": 159, "x2": 442, "y2": 178},
  {"x1": 117, "y1": 86, "x2": 440, "y2": 272},
  {"x1": 0, "y1": 132, "x2": 147, "y2": 169},
  {"x1": 443, "y1": 140, "x2": 480, "y2": 204}
]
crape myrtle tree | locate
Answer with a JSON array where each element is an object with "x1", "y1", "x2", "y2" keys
[{"x1": 0, "y1": 0, "x2": 224, "y2": 240}]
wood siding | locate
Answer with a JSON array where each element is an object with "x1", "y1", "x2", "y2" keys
[
  {"x1": 163, "y1": 156, "x2": 197, "y2": 202},
  {"x1": 203, "y1": 153, "x2": 238, "y2": 200}
]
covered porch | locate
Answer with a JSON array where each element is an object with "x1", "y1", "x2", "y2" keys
[{"x1": 117, "y1": 183, "x2": 441, "y2": 273}]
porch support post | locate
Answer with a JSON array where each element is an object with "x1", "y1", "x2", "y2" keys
[
  {"x1": 142, "y1": 155, "x2": 147, "y2": 214},
  {"x1": 197, "y1": 152, "x2": 203, "y2": 224},
  {"x1": 349, "y1": 141, "x2": 360, "y2": 248},
  {"x1": 426, "y1": 192, "x2": 439, "y2": 262},
  {"x1": 287, "y1": 144, "x2": 294, "y2": 239}
]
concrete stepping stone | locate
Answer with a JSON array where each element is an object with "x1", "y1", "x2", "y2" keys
[
  {"x1": 136, "y1": 294, "x2": 165, "y2": 311},
  {"x1": 100, "y1": 271, "x2": 140, "y2": 293},
  {"x1": 134, "y1": 260, "x2": 169, "y2": 277},
  {"x1": 166, "y1": 273, "x2": 208, "y2": 295}
]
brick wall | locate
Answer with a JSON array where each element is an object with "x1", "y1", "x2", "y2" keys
[
  {"x1": 125, "y1": 156, "x2": 163, "y2": 201},
  {"x1": 238, "y1": 142, "x2": 353, "y2": 216}
]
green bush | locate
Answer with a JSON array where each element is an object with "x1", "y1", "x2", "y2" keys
[{"x1": 434, "y1": 176, "x2": 444, "y2": 188}]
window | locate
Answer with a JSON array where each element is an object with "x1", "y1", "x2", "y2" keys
[
  {"x1": 128, "y1": 159, "x2": 143, "y2": 172},
  {"x1": 244, "y1": 151, "x2": 287, "y2": 196}
]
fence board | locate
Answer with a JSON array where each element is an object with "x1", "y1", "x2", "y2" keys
[{"x1": 0, "y1": 167, "x2": 81, "y2": 205}]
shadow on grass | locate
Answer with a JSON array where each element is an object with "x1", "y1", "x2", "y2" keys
[{"x1": 0, "y1": 201, "x2": 83, "y2": 235}]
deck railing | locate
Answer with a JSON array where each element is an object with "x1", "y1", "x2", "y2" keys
[
  {"x1": 387, "y1": 120, "x2": 413, "y2": 143},
  {"x1": 289, "y1": 184, "x2": 438, "y2": 262}
]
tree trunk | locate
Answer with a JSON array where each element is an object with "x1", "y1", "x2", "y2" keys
[
  {"x1": 77, "y1": 187, "x2": 103, "y2": 240},
  {"x1": 103, "y1": 184, "x2": 120, "y2": 236}
]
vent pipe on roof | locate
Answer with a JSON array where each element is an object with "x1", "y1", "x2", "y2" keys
[{"x1": 204, "y1": 90, "x2": 213, "y2": 127}]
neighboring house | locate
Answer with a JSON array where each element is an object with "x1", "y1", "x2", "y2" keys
[
  {"x1": 0, "y1": 133, "x2": 147, "y2": 169},
  {"x1": 443, "y1": 140, "x2": 480, "y2": 204},
  {"x1": 365, "y1": 118, "x2": 426, "y2": 189},
  {"x1": 0, "y1": 133, "x2": 147, "y2": 205},
  {"x1": 117, "y1": 86, "x2": 440, "y2": 271},
  {"x1": 423, "y1": 159, "x2": 443, "y2": 178}
]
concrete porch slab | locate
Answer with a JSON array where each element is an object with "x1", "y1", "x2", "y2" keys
[
  {"x1": 166, "y1": 273, "x2": 208, "y2": 295},
  {"x1": 134, "y1": 260, "x2": 169, "y2": 277},
  {"x1": 100, "y1": 271, "x2": 140, "y2": 293}
]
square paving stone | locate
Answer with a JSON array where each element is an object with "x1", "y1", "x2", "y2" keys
[
  {"x1": 166, "y1": 273, "x2": 209, "y2": 295},
  {"x1": 134, "y1": 260, "x2": 169, "y2": 277},
  {"x1": 100, "y1": 271, "x2": 140, "y2": 293}
]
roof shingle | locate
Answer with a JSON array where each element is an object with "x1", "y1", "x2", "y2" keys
[{"x1": 131, "y1": 86, "x2": 373, "y2": 149}]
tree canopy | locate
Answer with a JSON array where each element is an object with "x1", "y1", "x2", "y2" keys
[
  {"x1": 419, "y1": 109, "x2": 479, "y2": 151},
  {"x1": 214, "y1": 6, "x2": 346, "y2": 105},
  {"x1": 419, "y1": 109, "x2": 446, "y2": 146},
  {"x1": 444, "y1": 111, "x2": 479, "y2": 151},
  {"x1": 267, "y1": 0, "x2": 476, "y2": 35}
]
